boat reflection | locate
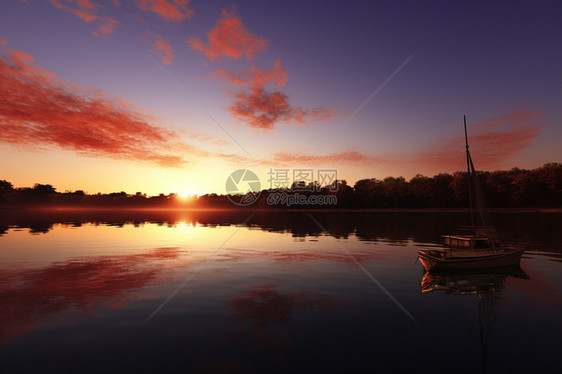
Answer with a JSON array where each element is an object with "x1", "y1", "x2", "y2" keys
[{"x1": 421, "y1": 266, "x2": 530, "y2": 368}]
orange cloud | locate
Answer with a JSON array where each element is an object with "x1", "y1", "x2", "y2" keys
[
  {"x1": 46, "y1": 0, "x2": 120, "y2": 37},
  {"x1": 150, "y1": 34, "x2": 175, "y2": 65},
  {"x1": 188, "y1": 8, "x2": 268, "y2": 61},
  {"x1": 229, "y1": 87, "x2": 336, "y2": 130},
  {"x1": 191, "y1": 10, "x2": 334, "y2": 130},
  {"x1": 214, "y1": 59, "x2": 335, "y2": 130},
  {"x1": 0, "y1": 38, "x2": 8, "y2": 46},
  {"x1": 135, "y1": 0, "x2": 193, "y2": 22},
  {"x1": 0, "y1": 49, "x2": 199, "y2": 167}
]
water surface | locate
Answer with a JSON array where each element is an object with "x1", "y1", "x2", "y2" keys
[{"x1": 1, "y1": 210, "x2": 561, "y2": 373}]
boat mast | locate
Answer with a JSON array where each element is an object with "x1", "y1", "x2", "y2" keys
[{"x1": 464, "y1": 115, "x2": 475, "y2": 233}]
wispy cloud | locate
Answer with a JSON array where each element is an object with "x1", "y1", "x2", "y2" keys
[
  {"x1": 0, "y1": 37, "x2": 8, "y2": 46},
  {"x1": 270, "y1": 149, "x2": 383, "y2": 165},
  {"x1": 218, "y1": 111, "x2": 545, "y2": 173},
  {"x1": 0, "y1": 49, "x2": 203, "y2": 167},
  {"x1": 74, "y1": 0, "x2": 98, "y2": 10},
  {"x1": 135, "y1": 0, "x2": 193, "y2": 22},
  {"x1": 46, "y1": 0, "x2": 120, "y2": 37},
  {"x1": 144, "y1": 32, "x2": 175, "y2": 65},
  {"x1": 187, "y1": 8, "x2": 268, "y2": 61},
  {"x1": 182, "y1": 129, "x2": 229, "y2": 146},
  {"x1": 414, "y1": 112, "x2": 546, "y2": 171}
]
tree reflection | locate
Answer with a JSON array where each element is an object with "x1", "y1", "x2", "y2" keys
[{"x1": 2, "y1": 210, "x2": 560, "y2": 254}]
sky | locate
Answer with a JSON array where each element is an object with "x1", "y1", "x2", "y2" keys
[{"x1": 0, "y1": 0, "x2": 561, "y2": 196}]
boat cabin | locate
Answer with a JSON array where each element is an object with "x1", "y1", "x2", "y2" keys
[
  {"x1": 442, "y1": 226, "x2": 499, "y2": 250},
  {"x1": 442, "y1": 235, "x2": 492, "y2": 249}
]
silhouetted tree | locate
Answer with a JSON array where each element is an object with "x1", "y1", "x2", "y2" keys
[
  {"x1": 32, "y1": 184, "x2": 56, "y2": 194},
  {"x1": 381, "y1": 177, "x2": 412, "y2": 208},
  {"x1": 354, "y1": 178, "x2": 385, "y2": 208},
  {"x1": 1, "y1": 163, "x2": 560, "y2": 208},
  {"x1": 0, "y1": 180, "x2": 13, "y2": 192}
]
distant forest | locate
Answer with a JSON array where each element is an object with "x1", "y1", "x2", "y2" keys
[{"x1": 1, "y1": 163, "x2": 561, "y2": 209}]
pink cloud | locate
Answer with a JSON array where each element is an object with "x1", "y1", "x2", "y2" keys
[
  {"x1": 46, "y1": 0, "x2": 120, "y2": 37},
  {"x1": 135, "y1": 0, "x2": 193, "y2": 22},
  {"x1": 213, "y1": 58, "x2": 289, "y2": 88},
  {"x1": 414, "y1": 112, "x2": 546, "y2": 171},
  {"x1": 187, "y1": 8, "x2": 268, "y2": 61},
  {"x1": 150, "y1": 34, "x2": 175, "y2": 65},
  {"x1": 74, "y1": 0, "x2": 98, "y2": 10},
  {"x1": 0, "y1": 49, "x2": 203, "y2": 167},
  {"x1": 0, "y1": 38, "x2": 8, "y2": 46},
  {"x1": 73, "y1": 8, "x2": 99, "y2": 22},
  {"x1": 92, "y1": 18, "x2": 120, "y2": 37},
  {"x1": 285, "y1": 112, "x2": 544, "y2": 172}
]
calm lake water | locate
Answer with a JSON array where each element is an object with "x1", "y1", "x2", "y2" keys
[{"x1": 1, "y1": 210, "x2": 561, "y2": 373}]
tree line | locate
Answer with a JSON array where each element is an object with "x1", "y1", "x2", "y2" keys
[{"x1": 1, "y1": 163, "x2": 560, "y2": 209}]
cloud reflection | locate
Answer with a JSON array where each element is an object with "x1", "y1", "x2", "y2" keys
[
  {"x1": 192, "y1": 284, "x2": 339, "y2": 372},
  {"x1": 0, "y1": 246, "x2": 182, "y2": 345}
]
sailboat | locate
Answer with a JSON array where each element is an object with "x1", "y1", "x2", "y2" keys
[{"x1": 418, "y1": 116, "x2": 525, "y2": 271}]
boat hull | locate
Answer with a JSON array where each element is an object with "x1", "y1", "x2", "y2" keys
[{"x1": 418, "y1": 247, "x2": 524, "y2": 272}]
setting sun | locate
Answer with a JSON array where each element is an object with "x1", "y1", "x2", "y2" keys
[{"x1": 177, "y1": 192, "x2": 194, "y2": 199}]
